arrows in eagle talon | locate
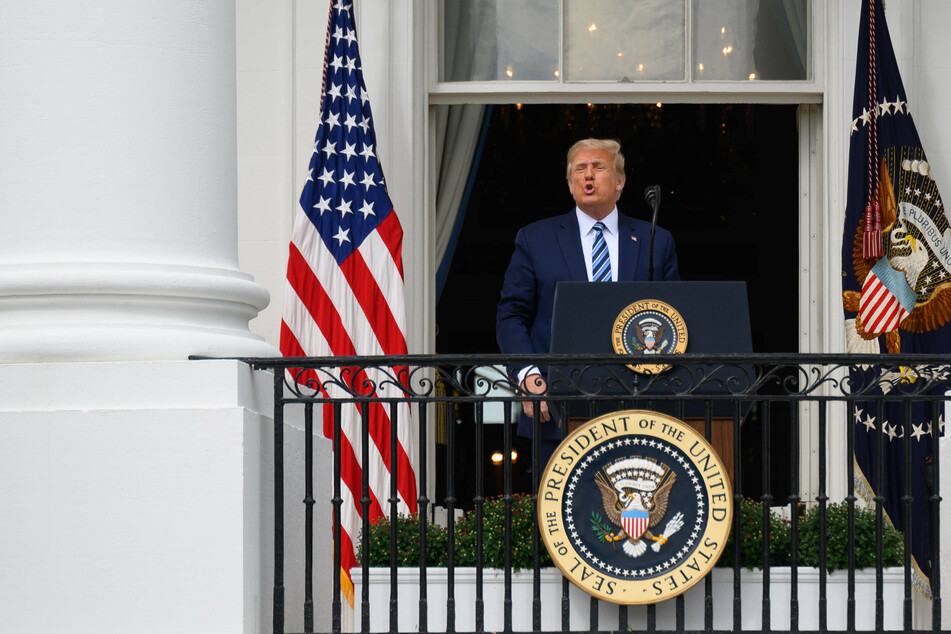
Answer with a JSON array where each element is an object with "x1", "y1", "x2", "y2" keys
[{"x1": 651, "y1": 511, "x2": 685, "y2": 552}]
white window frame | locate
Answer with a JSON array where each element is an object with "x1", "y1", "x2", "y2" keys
[
  {"x1": 424, "y1": 0, "x2": 832, "y2": 500},
  {"x1": 430, "y1": 0, "x2": 820, "y2": 104}
]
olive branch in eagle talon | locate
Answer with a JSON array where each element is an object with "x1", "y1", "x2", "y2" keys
[
  {"x1": 594, "y1": 457, "x2": 683, "y2": 558},
  {"x1": 590, "y1": 512, "x2": 617, "y2": 544}
]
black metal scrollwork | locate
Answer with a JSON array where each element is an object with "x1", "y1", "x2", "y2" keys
[{"x1": 263, "y1": 354, "x2": 951, "y2": 404}]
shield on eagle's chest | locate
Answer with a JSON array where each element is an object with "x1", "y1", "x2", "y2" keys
[
  {"x1": 644, "y1": 333, "x2": 656, "y2": 349},
  {"x1": 622, "y1": 508, "x2": 649, "y2": 539}
]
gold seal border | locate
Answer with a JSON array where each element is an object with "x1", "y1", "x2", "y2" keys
[
  {"x1": 536, "y1": 409, "x2": 732, "y2": 605},
  {"x1": 611, "y1": 299, "x2": 688, "y2": 374}
]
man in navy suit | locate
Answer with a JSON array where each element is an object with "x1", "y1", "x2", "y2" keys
[{"x1": 496, "y1": 138, "x2": 679, "y2": 464}]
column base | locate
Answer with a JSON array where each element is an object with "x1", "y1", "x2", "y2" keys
[{"x1": 0, "y1": 360, "x2": 273, "y2": 633}]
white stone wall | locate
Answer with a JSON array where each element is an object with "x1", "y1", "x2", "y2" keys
[
  {"x1": 0, "y1": 361, "x2": 273, "y2": 633},
  {"x1": 236, "y1": 0, "x2": 294, "y2": 350}
]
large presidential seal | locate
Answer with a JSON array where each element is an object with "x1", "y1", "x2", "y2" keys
[
  {"x1": 612, "y1": 299, "x2": 687, "y2": 374},
  {"x1": 537, "y1": 410, "x2": 732, "y2": 605}
]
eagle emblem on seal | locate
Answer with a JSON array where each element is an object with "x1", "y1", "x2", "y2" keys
[
  {"x1": 633, "y1": 318, "x2": 668, "y2": 353},
  {"x1": 843, "y1": 148, "x2": 951, "y2": 353},
  {"x1": 594, "y1": 457, "x2": 684, "y2": 558}
]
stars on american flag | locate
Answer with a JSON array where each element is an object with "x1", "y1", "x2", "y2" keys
[
  {"x1": 333, "y1": 226, "x2": 350, "y2": 245},
  {"x1": 313, "y1": 196, "x2": 331, "y2": 215},
  {"x1": 299, "y1": 4, "x2": 391, "y2": 266},
  {"x1": 317, "y1": 168, "x2": 334, "y2": 187},
  {"x1": 358, "y1": 200, "x2": 375, "y2": 219}
]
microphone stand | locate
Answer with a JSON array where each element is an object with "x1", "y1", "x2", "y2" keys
[{"x1": 645, "y1": 185, "x2": 661, "y2": 281}]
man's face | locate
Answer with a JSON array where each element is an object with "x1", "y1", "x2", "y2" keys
[{"x1": 567, "y1": 148, "x2": 625, "y2": 220}]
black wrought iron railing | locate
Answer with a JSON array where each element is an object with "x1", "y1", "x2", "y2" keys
[{"x1": 248, "y1": 353, "x2": 948, "y2": 634}]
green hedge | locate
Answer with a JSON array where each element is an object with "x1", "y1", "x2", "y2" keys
[
  {"x1": 718, "y1": 499, "x2": 903, "y2": 570},
  {"x1": 360, "y1": 496, "x2": 902, "y2": 571},
  {"x1": 358, "y1": 493, "x2": 551, "y2": 570}
]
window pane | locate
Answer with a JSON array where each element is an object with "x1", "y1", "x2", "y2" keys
[
  {"x1": 565, "y1": 0, "x2": 686, "y2": 81},
  {"x1": 692, "y1": 0, "x2": 808, "y2": 81},
  {"x1": 442, "y1": 0, "x2": 560, "y2": 82}
]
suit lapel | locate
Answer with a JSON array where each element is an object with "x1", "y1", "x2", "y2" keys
[
  {"x1": 556, "y1": 212, "x2": 588, "y2": 281},
  {"x1": 618, "y1": 215, "x2": 643, "y2": 281}
]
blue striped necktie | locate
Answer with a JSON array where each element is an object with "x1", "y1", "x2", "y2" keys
[{"x1": 591, "y1": 221, "x2": 612, "y2": 282}]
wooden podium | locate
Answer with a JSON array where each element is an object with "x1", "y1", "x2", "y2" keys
[
  {"x1": 551, "y1": 280, "x2": 753, "y2": 486},
  {"x1": 684, "y1": 416, "x2": 735, "y2": 485}
]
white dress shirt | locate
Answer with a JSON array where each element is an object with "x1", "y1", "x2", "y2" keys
[{"x1": 576, "y1": 207, "x2": 619, "y2": 282}]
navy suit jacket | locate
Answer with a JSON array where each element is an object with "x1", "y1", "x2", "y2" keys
[{"x1": 496, "y1": 210, "x2": 679, "y2": 438}]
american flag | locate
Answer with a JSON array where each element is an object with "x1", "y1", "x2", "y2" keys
[
  {"x1": 841, "y1": 0, "x2": 949, "y2": 597},
  {"x1": 280, "y1": 0, "x2": 418, "y2": 605}
]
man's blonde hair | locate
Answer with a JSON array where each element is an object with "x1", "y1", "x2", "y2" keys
[{"x1": 565, "y1": 138, "x2": 625, "y2": 179}]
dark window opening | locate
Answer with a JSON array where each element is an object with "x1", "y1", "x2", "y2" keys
[{"x1": 436, "y1": 103, "x2": 800, "y2": 508}]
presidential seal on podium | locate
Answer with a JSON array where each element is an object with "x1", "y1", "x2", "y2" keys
[
  {"x1": 537, "y1": 410, "x2": 732, "y2": 605},
  {"x1": 611, "y1": 299, "x2": 688, "y2": 374}
]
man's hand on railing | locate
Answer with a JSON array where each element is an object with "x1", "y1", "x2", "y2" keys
[{"x1": 520, "y1": 373, "x2": 550, "y2": 422}]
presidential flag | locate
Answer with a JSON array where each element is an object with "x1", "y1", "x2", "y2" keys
[
  {"x1": 281, "y1": 0, "x2": 418, "y2": 605},
  {"x1": 841, "y1": 0, "x2": 950, "y2": 597}
]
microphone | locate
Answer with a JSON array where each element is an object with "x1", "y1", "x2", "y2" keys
[
  {"x1": 644, "y1": 185, "x2": 661, "y2": 281},
  {"x1": 644, "y1": 185, "x2": 661, "y2": 211}
]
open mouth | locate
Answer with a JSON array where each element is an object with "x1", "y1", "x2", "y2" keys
[{"x1": 584, "y1": 184, "x2": 596, "y2": 194}]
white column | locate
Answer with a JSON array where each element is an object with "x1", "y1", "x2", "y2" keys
[
  {"x1": 0, "y1": 0, "x2": 275, "y2": 361},
  {"x1": 0, "y1": 3, "x2": 278, "y2": 632}
]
